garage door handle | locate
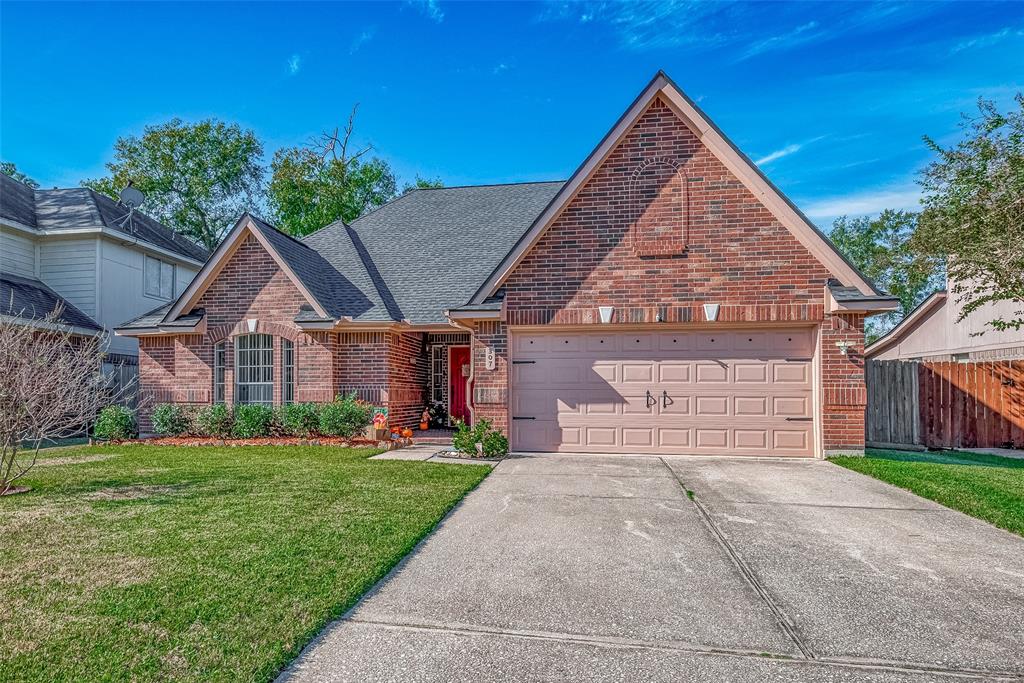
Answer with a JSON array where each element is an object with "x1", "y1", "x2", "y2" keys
[
  {"x1": 512, "y1": 360, "x2": 535, "y2": 365},
  {"x1": 661, "y1": 390, "x2": 674, "y2": 408},
  {"x1": 512, "y1": 416, "x2": 535, "y2": 420},
  {"x1": 785, "y1": 417, "x2": 812, "y2": 421},
  {"x1": 646, "y1": 390, "x2": 657, "y2": 408}
]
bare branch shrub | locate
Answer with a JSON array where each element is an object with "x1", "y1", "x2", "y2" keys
[{"x1": 0, "y1": 308, "x2": 135, "y2": 494}]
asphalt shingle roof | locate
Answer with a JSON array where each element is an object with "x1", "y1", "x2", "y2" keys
[
  {"x1": 1, "y1": 175, "x2": 208, "y2": 263},
  {"x1": 1, "y1": 273, "x2": 102, "y2": 332},
  {"x1": 302, "y1": 182, "x2": 564, "y2": 324}
]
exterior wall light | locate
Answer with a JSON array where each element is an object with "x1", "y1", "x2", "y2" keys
[
  {"x1": 835, "y1": 340, "x2": 853, "y2": 355},
  {"x1": 598, "y1": 306, "x2": 614, "y2": 324},
  {"x1": 703, "y1": 303, "x2": 720, "y2": 322}
]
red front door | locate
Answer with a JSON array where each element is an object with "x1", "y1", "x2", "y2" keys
[{"x1": 449, "y1": 346, "x2": 471, "y2": 425}]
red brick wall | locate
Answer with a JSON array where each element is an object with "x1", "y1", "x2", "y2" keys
[
  {"x1": 136, "y1": 232, "x2": 429, "y2": 432},
  {"x1": 481, "y1": 96, "x2": 867, "y2": 453},
  {"x1": 471, "y1": 321, "x2": 508, "y2": 433}
]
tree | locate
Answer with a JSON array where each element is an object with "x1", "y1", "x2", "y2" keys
[
  {"x1": 84, "y1": 119, "x2": 264, "y2": 251},
  {"x1": 1, "y1": 161, "x2": 39, "y2": 188},
  {"x1": 913, "y1": 94, "x2": 1024, "y2": 332},
  {"x1": 268, "y1": 106, "x2": 398, "y2": 237},
  {"x1": 829, "y1": 210, "x2": 943, "y2": 342},
  {"x1": 0, "y1": 309, "x2": 133, "y2": 495},
  {"x1": 402, "y1": 175, "x2": 444, "y2": 194}
]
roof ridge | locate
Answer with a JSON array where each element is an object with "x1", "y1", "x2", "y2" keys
[
  {"x1": 410, "y1": 179, "x2": 566, "y2": 191},
  {"x1": 244, "y1": 211, "x2": 318, "y2": 252}
]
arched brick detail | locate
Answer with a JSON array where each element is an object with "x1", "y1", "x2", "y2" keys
[
  {"x1": 208, "y1": 319, "x2": 303, "y2": 344},
  {"x1": 629, "y1": 155, "x2": 687, "y2": 256}
]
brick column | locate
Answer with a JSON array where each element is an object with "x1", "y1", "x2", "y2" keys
[
  {"x1": 471, "y1": 321, "x2": 509, "y2": 434},
  {"x1": 821, "y1": 312, "x2": 867, "y2": 455}
]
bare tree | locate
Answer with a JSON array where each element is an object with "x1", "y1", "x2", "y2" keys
[{"x1": 0, "y1": 308, "x2": 134, "y2": 495}]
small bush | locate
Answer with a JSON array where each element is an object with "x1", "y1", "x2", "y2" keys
[
  {"x1": 279, "y1": 402, "x2": 321, "y2": 437},
  {"x1": 151, "y1": 403, "x2": 192, "y2": 436},
  {"x1": 232, "y1": 404, "x2": 275, "y2": 438},
  {"x1": 318, "y1": 392, "x2": 372, "y2": 437},
  {"x1": 93, "y1": 405, "x2": 136, "y2": 440},
  {"x1": 195, "y1": 404, "x2": 233, "y2": 438},
  {"x1": 453, "y1": 418, "x2": 508, "y2": 458}
]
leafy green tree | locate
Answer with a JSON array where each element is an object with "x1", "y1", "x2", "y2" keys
[
  {"x1": 84, "y1": 119, "x2": 264, "y2": 251},
  {"x1": 268, "y1": 106, "x2": 398, "y2": 237},
  {"x1": 402, "y1": 175, "x2": 444, "y2": 194},
  {"x1": 1, "y1": 161, "x2": 39, "y2": 188},
  {"x1": 830, "y1": 210, "x2": 943, "y2": 342},
  {"x1": 913, "y1": 94, "x2": 1024, "y2": 332}
]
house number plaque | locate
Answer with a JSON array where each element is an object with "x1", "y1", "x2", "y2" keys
[{"x1": 484, "y1": 347, "x2": 496, "y2": 371}]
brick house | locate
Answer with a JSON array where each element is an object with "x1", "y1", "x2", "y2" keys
[{"x1": 117, "y1": 72, "x2": 897, "y2": 456}]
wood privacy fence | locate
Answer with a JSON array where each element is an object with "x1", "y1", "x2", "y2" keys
[{"x1": 866, "y1": 359, "x2": 1024, "y2": 450}]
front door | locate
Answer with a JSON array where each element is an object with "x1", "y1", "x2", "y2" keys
[{"x1": 449, "y1": 346, "x2": 471, "y2": 425}]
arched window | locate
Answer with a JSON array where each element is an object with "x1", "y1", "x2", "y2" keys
[{"x1": 235, "y1": 334, "x2": 273, "y2": 405}]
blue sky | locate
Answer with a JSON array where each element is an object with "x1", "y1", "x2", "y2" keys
[{"x1": 2, "y1": 1, "x2": 1022, "y2": 228}]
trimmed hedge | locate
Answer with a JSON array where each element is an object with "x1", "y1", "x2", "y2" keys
[
  {"x1": 195, "y1": 404, "x2": 233, "y2": 438},
  {"x1": 151, "y1": 404, "x2": 192, "y2": 436},
  {"x1": 93, "y1": 405, "x2": 137, "y2": 440},
  {"x1": 318, "y1": 393, "x2": 372, "y2": 438},
  {"x1": 453, "y1": 418, "x2": 508, "y2": 458},
  {"x1": 278, "y1": 403, "x2": 321, "y2": 437},
  {"x1": 232, "y1": 404, "x2": 276, "y2": 438}
]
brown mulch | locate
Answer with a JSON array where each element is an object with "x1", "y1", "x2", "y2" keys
[{"x1": 103, "y1": 436, "x2": 407, "y2": 448}]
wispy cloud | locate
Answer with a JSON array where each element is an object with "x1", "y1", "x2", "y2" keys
[
  {"x1": 408, "y1": 0, "x2": 444, "y2": 23},
  {"x1": 493, "y1": 63, "x2": 509, "y2": 75},
  {"x1": 350, "y1": 28, "x2": 376, "y2": 54},
  {"x1": 738, "y1": 20, "x2": 822, "y2": 60},
  {"x1": 803, "y1": 184, "x2": 922, "y2": 222},
  {"x1": 754, "y1": 136, "x2": 825, "y2": 166},
  {"x1": 951, "y1": 26, "x2": 1024, "y2": 53},
  {"x1": 287, "y1": 54, "x2": 301, "y2": 76}
]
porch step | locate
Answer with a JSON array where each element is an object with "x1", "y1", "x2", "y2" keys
[{"x1": 412, "y1": 429, "x2": 454, "y2": 446}]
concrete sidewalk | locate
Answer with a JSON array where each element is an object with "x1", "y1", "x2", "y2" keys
[{"x1": 280, "y1": 454, "x2": 1024, "y2": 682}]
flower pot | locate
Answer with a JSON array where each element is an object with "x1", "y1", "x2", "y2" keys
[{"x1": 419, "y1": 421, "x2": 429, "y2": 431}]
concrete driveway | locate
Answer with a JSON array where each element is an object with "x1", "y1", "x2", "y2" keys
[{"x1": 280, "y1": 454, "x2": 1024, "y2": 682}]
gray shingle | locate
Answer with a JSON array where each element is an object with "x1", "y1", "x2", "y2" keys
[
  {"x1": 828, "y1": 280, "x2": 899, "y2": 304},
  {"x1": 303, "y1": 182, "x2": 564, "y2": 324},
  {"x1": 1, "y1": 273, "x2": 102, "y2": 332},
  {"x1": 0, "y1": 174, "x2": 38, "y2": 227}
]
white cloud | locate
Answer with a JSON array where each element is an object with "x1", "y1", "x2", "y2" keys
[
  {"x1": 287, "y1": 54, "x2": 301, "y2": 76},
  {"x1": 951, "y1": 27, "x2": 1024, "y2": 54},
  {"x1": 802, "y1": 184, "x2": 922, "y2": 222},
  {"x1": 493, "y1": 63, "x2": 509, "y2": 75},
  {"x1": 754, "y1": 135, "x2": 825, "y2": 166},
  {"x1": 350, "y1": 28, "x2": 376, "y2": 54},
  {"x1": 739, "y1": 20, "x2": 821, "y2": 60},
  {"x1": 408, "y1": 0, "x2": 444, "y2": 23}
]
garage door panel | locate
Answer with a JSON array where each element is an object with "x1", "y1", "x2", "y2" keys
[{"x1": 510, "y1": 328, "x2": 816, "y2": 457}]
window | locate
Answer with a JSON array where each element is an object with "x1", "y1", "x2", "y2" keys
[
  {"x1": 281, "y1": 339, "x2": 295, "y2": 404},
  {"x1": 234, "y1": 334, "x2": 273, "y2": 405},
  {"x1": 144, "y1": 255, "x2": 175, "y2": 299},
  {"x1": 213, "y1": 342, "x2": 226, "y2": 403},
  {"x1": 430, "y1": 346, "x2": 446, "y2": 403}
]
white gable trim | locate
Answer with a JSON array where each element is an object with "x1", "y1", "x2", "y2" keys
[
  {"x1": 472, "y1": 72, "x2": 878, "y2": 303},
  {"x1": 163, "y1": 216, "x2": 330, "y2": 323}
]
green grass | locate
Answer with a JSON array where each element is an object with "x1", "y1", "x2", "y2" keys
[
  {"x1": 831, "y1": 449, "x2": 1024, "y2": 537},
  {"x1": 0, "y1": 445, "x2": 490, "y2": 682}
]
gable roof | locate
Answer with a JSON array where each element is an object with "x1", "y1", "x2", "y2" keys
[
  {"x1": 470, "y1": 71, "x2": 881, "y2": 304},
  {"x1": 303, "y1": 182, "x2": 563, "y2": 324},
  {"x1": 1, "y1": 272, "x2": 103, "y2": 334},
  {"x1": 865, "y1": 290, "x2": 948, "y2": 358},
  {"x1": 0, "y1": 174, "x2": 208, "y2": 264}
]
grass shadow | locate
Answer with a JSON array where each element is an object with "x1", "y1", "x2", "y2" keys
[{"x1": 865, "y1": 448, "x2": 1024, "y2": 469}]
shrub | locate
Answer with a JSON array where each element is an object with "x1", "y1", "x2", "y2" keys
[
  {"x1": 279, "y1": 402, "x2": 321, "y2": 437},
  {"x1": 151, "y1": 403, "x2": 192, "y2": 436},
  {"x1": 232, "y1": 404, "x2": 275, "y2": 438},
  {"x1": 194, "y1": 404, "x2": 233, "y2": 438},
  {"x1": 453, "y1": 418, "x2": 508, "y2": 458},
  {"x1": 93, "y1": 405, "x2": 136, "y2": 440},
  {"x1": 318, "y1": 392, "x2": 372, "y2": 437}
]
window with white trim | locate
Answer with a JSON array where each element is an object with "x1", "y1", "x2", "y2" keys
[
  {"x1": 281, "y1": 339, "x2": 295, "y2": 404},
  {"x1": 213, "y1": 341, "x2": 226, "y2": 403},
  {"x1": 234, "y1": 334, "x2": 273, "y2": 405},
  {"x1": 144, "y1": 255, "x2": 175, "y2": 299}
]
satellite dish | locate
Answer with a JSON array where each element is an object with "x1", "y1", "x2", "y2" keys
[{"x1": 119, "y1": 185, "x2": 145, "y2": 209}]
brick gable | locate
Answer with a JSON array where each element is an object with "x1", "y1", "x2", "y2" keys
[{"x1": 503, "y1": 96, "x2": 834, "y2": 325}]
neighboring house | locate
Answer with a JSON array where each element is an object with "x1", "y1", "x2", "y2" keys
[
  {"x1": 116, "y1": 72, "x2": 898, "y2": 457},
  {"x1": 0, "y1": 174, "x2": 208, "y2": 369},
  {"x1": 865, "y1": 285, "x2": 1024, "y2": 361}
]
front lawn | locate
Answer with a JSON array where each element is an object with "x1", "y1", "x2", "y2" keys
[
  {"x1": 831, "y1": 449, "x2": 1024, "y2": 537},
  {"x1": 0, "y1": 445, "x2": 489, "y2": 682}
]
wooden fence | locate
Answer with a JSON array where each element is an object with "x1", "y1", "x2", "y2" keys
[{"x1": 866, "y1": 359, "x2": 1024, "y2": 450}]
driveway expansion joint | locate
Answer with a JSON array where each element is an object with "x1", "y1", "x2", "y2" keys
[{"x1": 658, "y1": 457, "x2": 815, "y2": 660}]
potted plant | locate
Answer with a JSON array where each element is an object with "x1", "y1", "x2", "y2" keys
[
  {"x1": 419, "y1": 408, "x2": 430, "y2": 431},
  {"x1": 369, "y1": 411, "x2": 388, "y2": 441}
]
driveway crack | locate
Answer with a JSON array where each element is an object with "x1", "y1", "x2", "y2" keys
[{"x1": 659, "y1": 457, "x2": 815, "y2": 660}]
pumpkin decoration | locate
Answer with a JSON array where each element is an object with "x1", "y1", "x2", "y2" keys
[{"x1": 401, "y1": 427, "x2": 414, "y2": 439}]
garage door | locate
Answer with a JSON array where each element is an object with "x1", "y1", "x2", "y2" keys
[{"x1": 509, "y1": 328, "x2": 816, "y2": 457}]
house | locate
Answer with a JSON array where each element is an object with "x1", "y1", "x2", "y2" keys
[
  {"x1": 865, "y1": 285, "x2": 1024, "y2": 361},
  {"x1": 116, "y1": 72, "x2": 899, "y2": 457},
  {"x1": 0, "y1": 174, "x2": 208, "y2": 370}
]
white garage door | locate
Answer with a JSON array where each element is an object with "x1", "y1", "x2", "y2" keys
[{"x1": 509, "y1": 328, "x2": 816, "y2": 457}]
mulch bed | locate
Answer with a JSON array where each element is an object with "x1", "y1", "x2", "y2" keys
[{"x1": 103, "y1": 436, "x2": 406, "y2": 448}]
